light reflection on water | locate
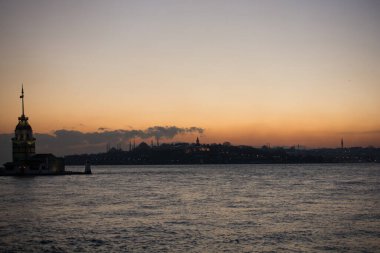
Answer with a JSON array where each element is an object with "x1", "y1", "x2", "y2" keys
[{"x1": 0, "y1": 164, "x2": 379, "y2": 252}]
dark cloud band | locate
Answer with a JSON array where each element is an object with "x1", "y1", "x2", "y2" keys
[{"x1": 0, "y1": 126, "x2": 204, "y2": 164}]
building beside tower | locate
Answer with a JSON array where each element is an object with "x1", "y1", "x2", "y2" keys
[{"x1": 2, "y1": 86, "x2": 65, "y2": 175}]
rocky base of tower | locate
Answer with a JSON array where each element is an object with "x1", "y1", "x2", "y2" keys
[
  {"x1": 2, "y1": 153, "x2": 66, "y2": 175},
  {"x1": 0, "y1": 169, "x2": 90, "y2": 176}
]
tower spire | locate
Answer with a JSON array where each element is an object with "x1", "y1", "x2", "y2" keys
[{"x1": 20, "y1": 84, "x2": 25, "y2": 117}]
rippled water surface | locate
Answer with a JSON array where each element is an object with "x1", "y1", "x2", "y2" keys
[{"x1": 0, "y1": 164, "x2": 379, "y2": 252}]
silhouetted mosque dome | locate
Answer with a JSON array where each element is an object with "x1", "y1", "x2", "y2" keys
[{"x1": 137, "y1": 142, "x2": 150, "y2": 150}]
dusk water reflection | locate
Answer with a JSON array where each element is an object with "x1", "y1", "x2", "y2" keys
[{"x1": 0, "y1": 164, "x2": 379, "y2": 252}]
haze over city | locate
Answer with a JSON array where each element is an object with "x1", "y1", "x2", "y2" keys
[{"x1": 1, "y1": 0, "x2": 380, "y2": 159}]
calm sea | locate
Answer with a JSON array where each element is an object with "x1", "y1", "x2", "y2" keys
[{"x1": 0, "y1": 164, "x2": 379, "y2": 252}]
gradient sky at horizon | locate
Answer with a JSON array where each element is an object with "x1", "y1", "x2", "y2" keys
[{"x1": 1, "y1": 0, "x2": 380, "y2": 148}]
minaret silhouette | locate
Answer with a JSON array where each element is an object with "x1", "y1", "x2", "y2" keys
[
  {"x1": 196, "y1": 137, "x2": 200, "y2": 146},
  {"x1": 341, "y1": 138, "x2": 344, "y2": 149}
]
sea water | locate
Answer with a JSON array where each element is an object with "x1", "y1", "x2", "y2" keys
[{"x1": 0, "y1": 164, "x2": 379, "y2": 252}]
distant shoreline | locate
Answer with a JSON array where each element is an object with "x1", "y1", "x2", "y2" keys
[{"x1": 64, "y1": 145, "x2": 380, "y2": 166}]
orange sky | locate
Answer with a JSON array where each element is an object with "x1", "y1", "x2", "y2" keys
[{"x1": 1, "y1": 1, "x2": 380, "y2": 148}]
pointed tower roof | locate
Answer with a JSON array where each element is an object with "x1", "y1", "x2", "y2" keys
[
  {"x1": 20, "y1": 84, "x2": 25, "y2": 117},
  {"x1": 15, "y1": 84, "x2": 32, "y2": 131}
]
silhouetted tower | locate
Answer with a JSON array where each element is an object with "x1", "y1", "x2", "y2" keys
[
  {"x1": 129, "y1": 141, "x2": 132, "y2": 151},
  {"x1": 12, "y1": 85, "x2": 36, "y2": 162},
  {"x1": 196, "y1": 137, "x2": 200, "y2": 146},
  {"x1": 341, "y1": 138, "x2": 344, "y2": 149},
  {"x1": 156, "y1": 137, "x2": 159, "y2": 147}
]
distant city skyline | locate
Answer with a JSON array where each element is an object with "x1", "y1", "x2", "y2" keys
[{"x1": 1, "y1": 0, "x2": 380, "y2": 151}]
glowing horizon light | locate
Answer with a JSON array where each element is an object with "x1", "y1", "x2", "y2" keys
[{"x1": 0, "y1": 0, "x2": 379, "y2": 149}]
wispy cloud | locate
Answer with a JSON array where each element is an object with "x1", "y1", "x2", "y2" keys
[{"x1": 340, "y1": 130, "x2": 380, "y2": 135}]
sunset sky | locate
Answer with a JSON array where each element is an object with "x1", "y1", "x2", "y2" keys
[{"x1": 1, "y1": 0, "x2": 380, "y2": 155}]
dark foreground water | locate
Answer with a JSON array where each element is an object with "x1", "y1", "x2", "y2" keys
[{"x1": 0, "y1": 164, "x2": 379, "y2": 252}]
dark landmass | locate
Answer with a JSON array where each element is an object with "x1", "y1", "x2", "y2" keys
[
  {"x1": 0, "y1": 171, "x2": 89, "y2": 177},
  {"x1": 64, "y1": 142, "x2": 380, "y2": 165}
]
